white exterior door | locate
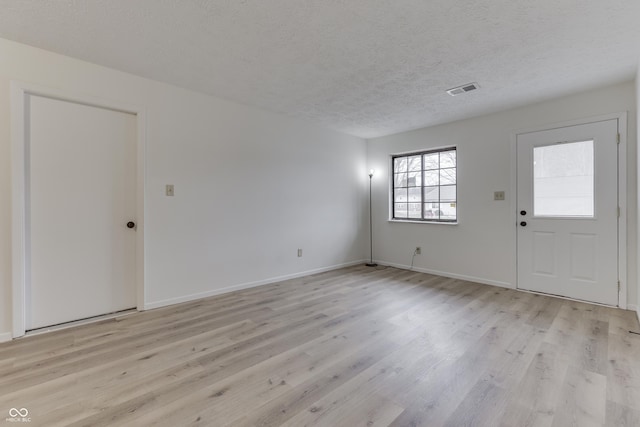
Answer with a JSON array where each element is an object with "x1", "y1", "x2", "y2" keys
[
  {"x1": 27, "y1": 94, "x2": 137, "y2": 329},
  {"x1": 516, "y1": 119, "x2": 619, "y2": 306}
]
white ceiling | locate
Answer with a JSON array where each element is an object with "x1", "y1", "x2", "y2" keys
[{"x1": 1, "y1": 1, "x2": 639, "y2": 138}]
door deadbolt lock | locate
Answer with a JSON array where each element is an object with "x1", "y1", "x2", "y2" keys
[
  {"x1": 520, "y1": 221, "x2": 527, "y2": 227},
  {"x1": 126, "y1": 221, "x2": 136, "y2": 229}
]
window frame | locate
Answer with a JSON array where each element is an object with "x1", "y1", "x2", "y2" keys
[
  {"x1": 532, "y1": 139, "x2": 595, "y2": 218},
  {"x1": 390, "y1": 146, "x2": 458, "y2": 223}
]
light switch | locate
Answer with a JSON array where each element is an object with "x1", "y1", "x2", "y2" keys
[
  {"x1": 166, "y1": 184, "x2": 174, "y2": 197},
  {"x1": 494, "y1": 191, "x2": 505, "y2": 201}
]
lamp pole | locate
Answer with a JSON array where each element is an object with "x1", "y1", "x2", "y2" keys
[{"x1": 366, "y1": 169, "x2": 377, "y2": 267}]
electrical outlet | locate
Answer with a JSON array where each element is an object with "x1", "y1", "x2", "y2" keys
[
  {"x1": 297, "y1": 248, "x2": 302, "y2": 257},
  {"x1": 494, "y1": 191, "x2": 505, "y2": 201},
  {"x1": 166, "y1": 184, "x2": 175, "y2": 197},
  {"x1": 415, "y1": 247, "x2": 421, "y2": 255}
]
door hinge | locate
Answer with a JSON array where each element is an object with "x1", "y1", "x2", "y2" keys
[
  {"x1": 617, "y1": 133, "x2": 620, "y2": 144},
  {"x1": 618, "y1": 280, "x2": 621, "y2": 292},
  {"x1": 618, "y1": 206, "x2": 621, "y2": 218}
]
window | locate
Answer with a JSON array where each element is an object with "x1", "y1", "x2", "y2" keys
[
  {"x1": 392, "y1": 147, "x2": 457, "y2": 222},
  {"x1": 533, "y1": 140, "x2": 594, "y2": 217}
]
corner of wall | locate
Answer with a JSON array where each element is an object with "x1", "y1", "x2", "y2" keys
[{"x1": 636, "y1": 61, "x2": 640, "y2": 322}]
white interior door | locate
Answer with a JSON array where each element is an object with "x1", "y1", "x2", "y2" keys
[
  {"x1": 516, "y1": 119, "x2": 619, "y2": 306},
  {"x1": 27, "y1": 94, "x2": 137, "y2": 329}
]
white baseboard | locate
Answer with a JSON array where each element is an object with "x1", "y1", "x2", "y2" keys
[
  {"x1": 382, "y1": 261, "x2": 634, "y2": 310},
  {"x1": 0, "y1": 331, "x2": 12, "y2": 343},
  {"x1": 628, "y1": 304, "x2": 640, "y2": 324},
  {"x1": 378, "y1": 261, "x2": 514, "y2": 289},
  {"x1": 144, "y1": 259, "x2": 367, "y2": 311}
]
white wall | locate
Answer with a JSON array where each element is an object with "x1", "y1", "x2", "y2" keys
[
  {"x1": 367, "y1": 82, "x2": 638, "y2": 307},
  {"x1": 0, "y1": 38, "x2": 367, "y2": 339}
]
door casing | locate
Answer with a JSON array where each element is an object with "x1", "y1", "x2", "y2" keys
[
  {"x1": 10, "y1": 81, "x2": 147, "y2": 338},
  {"x1": 511, "y1": 112, "x2": 628, "y2": 308}
]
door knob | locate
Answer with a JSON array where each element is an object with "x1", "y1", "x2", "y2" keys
[
  {"x1": 520, "y1": 210, "x2": 526, "y2": 216},
  {"x1": 126, "y1": 221, "x2": 136, "y2": 229},
  {"x1": 520, "y1": 221, "x2": 527, "y2": 227}
]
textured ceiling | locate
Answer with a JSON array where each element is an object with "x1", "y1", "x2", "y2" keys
[{"x1": 1, "y1": 1, "x2": 639, "y2": 138}]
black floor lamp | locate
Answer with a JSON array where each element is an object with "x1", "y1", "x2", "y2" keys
[{"x1": 366, "y1": 169, "x2": 377, "y2": 267}]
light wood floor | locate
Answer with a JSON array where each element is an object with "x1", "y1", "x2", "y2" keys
[{"x1": 1, "y1": 266, "x2": 640, "y2": 426}]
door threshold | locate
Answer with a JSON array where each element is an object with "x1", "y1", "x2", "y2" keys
[
  {"x1": 25, "y1": 308, "x2": 137, "y2": 337},
  {"x1": 515, "y1": 288, "x2": 618, "y2": 309}
]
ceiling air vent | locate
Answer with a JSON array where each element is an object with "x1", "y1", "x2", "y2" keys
[{"x1": 446, "y1": 82, "x2": 480, "y2": 96}]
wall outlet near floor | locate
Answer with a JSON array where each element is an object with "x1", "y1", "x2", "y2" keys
[
  {"x1": 415, "y1": 247, "x2": 421, "y2": 255},
  {"x1": 166, "y1": 184, "x2": 175, "y2": 197},
  {"x1": 494, "y1": 191, "x2": 505, "y2": 201},
  {"x1": 297, "y1": 248, "x2": 302, "y2": 257}
]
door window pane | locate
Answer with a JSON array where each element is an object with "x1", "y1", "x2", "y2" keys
[{"x1": 533, "y1": 140, "x2": 594, "y2": 217}]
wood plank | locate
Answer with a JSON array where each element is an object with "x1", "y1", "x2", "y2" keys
[
  {"x1": 499, "y1": 342, "x2": 570, "y2": 427},
  {"x1": 230, "y1": 336, "x2": 401, "y2": 427},
  {"x1": 607, "y1": 331, "x2": 640, "y2": 408},
  {"x1": 444, "y1": 379, "x2": 508, "y2": 427},
  {"x1": 0, "y1": 266, "x2": 638, "y2": 426},
  {"x1": 551, "y1": 366, "x2": 607, "y2": 427},
  {"x1": 605, "y1": 400, "x2": 640, "y2": 426}
]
